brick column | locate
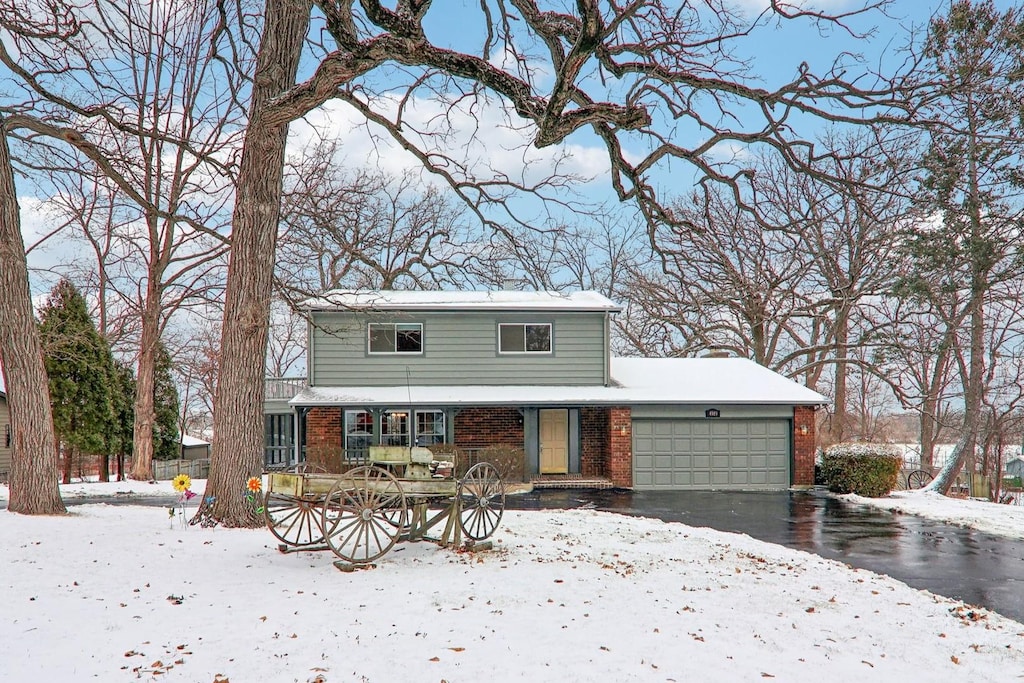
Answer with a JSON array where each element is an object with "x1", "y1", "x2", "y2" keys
[
  {"x1": 306, "y1": 407, "x2": 343, "y2": 473},
  {"x1": 607, "y1": 406, "x2": 632, "y2": 488},
  {"x1": 792, "y1": 406, "x2": 817, "y2": 488}
]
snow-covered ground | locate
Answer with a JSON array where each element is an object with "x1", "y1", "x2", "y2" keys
[
  {"x1": 846, "y1": 489, "x2": 1024, "y2": 541},
  {"x1": 2, "y1": 481, "x2": 1024, "y2": 682}
]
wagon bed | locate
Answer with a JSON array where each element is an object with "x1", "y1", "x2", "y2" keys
[{"x1": 263, "y1": 448, "x2": 505, "y2": 565}]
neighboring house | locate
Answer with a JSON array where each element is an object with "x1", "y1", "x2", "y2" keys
[
  {"x1": 0, "y1": 385, "x2": 10, "y2": 480},
  {"x1": 1006, "y1": 458, "x2": 1024, "y2": 479},
  {"x1": 264, "y1": 290, "x2": 826, "y2": 491},
  {"x1": 180, "y1": 435, "x2": 211, "y2": 460}
]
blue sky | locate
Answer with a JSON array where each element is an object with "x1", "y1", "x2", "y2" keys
[{"x1": 19, "y1": 0, "x2": 1021, "y2": 292}]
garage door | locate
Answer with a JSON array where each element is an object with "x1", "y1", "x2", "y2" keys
[{"x1": 632, "y1": 419, "x2": 790, "y2": 490}]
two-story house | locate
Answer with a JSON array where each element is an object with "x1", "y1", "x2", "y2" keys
[{"x1": 265, "y1": 289, "x2": 826, "y2": 490}]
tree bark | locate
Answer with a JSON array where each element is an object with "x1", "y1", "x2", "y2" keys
[
  {"x1": 0, "y1": 123, "x2": 65, "y2": 515},
  {"x1": 129, "y1": 289, "x2": 161, "y2": 481},
  {"x1": 192, "y1": 0, "x2": 310, "y2": 527}
]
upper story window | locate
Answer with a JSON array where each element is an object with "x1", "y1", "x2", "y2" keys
[
  {"x1": 368, "y1": 322, "x2": 422, "y2": 354},
  {"x1": 498, "y1": 323, "x2": 552, "y2": 354}
]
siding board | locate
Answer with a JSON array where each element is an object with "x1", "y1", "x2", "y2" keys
[{"x1": 311, "y1": 311, "x2": 608, "y2": 386}]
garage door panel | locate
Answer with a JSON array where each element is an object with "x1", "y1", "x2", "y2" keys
[
  {"x1": 633, "y1": 419, "x2": 791, "y2": 491},
  {"x1": 654, "y1": 422, "x2": 675, "y2": 436}
]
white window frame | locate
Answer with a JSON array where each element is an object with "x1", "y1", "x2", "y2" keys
[
  {"x1": 380, "y1": 410, "x2": 411, "y2": 446},
  {"x1": 368, "y1": 322, "x2": 423, "y2": 354},
  {"x1": 344, "y1": 410, "x2": 374, "y2": 460},
  {"x1": 414, "y1": 410, "x2": 446, "y2": 446},
  {"x1": 498, "y1": 322, "x2": 552, "y2": 354}
]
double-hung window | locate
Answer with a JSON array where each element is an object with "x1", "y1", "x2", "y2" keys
[
  {"x1": 368, "y1": 322, "x2": 422, "y2": 354},
  {"x1": 415, "y1": 410, "x2": 446, "y2": 446},
  {"x1": 380, "y1": 411, "x2": 410, "y2": 446},
  {"x1": 498, "y1": 323, "x2": 551, "y2": 354},
  {"x1": 344, "y1": 410, "x2": 374, "y2": 461}
]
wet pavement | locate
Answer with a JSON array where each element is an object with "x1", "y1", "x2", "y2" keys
[{"x1": 506, "y1": 487, "x2": 1024, "y2": 624}]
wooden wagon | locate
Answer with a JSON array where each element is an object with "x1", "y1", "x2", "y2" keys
[{"x1": 263, "y1": 446, "x2": 505, "y2": 565}]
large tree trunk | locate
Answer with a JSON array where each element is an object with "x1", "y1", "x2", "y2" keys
[
  {"x1": 129, "y1": 291, "x2": 161, "y2": 480},
  {"x1": 192, "y1": 0, "x2": 310, "y2": 527},
  {"x1": 0, "y1": 124, "x2": 66, "y2": 515}
]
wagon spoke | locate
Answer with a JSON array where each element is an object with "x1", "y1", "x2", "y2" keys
[
  {"x1": 458, "y1": 462, "x2": 505, "y2": 541},
  {"x1": 322, "y1": 466, "x2": 406, "y2": 564},
  {"x1": 264, "y1": 492, "x2": 324, "y2": 548}
]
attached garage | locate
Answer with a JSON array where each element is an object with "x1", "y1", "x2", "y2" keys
[{"x1": 632, "y1": 418, "x2": 791, "y2": 491}]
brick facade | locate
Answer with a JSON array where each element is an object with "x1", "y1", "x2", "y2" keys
[
  {"x1": 305, "y1": 407, "x2": 344, "y2": 472},
  {"x1": 792, "y1": 405, "x2": 817, "y2": 488},
  {"x1": 607, "y1": 406, "x2": 632, "y2": 488},
  {"x1": 453, "y1": 407, "x2": 524, "y2": 448}
]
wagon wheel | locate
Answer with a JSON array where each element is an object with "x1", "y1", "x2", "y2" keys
[
  {"x1": 906, "y1": 469, "x2": 933, "y2": 490},
  {"x1": 321, "y1": 466, "x2": 407, "y2": 564},
  {"x1": 458, "y1": 462, "x2": 505, "y2": 540},
  {"x1": 263, "y1": 492, "x2": 324, "y2": 547}
]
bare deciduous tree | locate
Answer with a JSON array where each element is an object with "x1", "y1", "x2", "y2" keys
[
  {"x1": 0, "y1": 121, "x2": 65, "y2": 515},
  {"x1": 195, "y1": 0, "x2": 915, "y2": 525}
]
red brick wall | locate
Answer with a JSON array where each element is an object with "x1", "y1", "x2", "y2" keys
[
  {"x1": 580, "y1": 407, "x2": 609, "y2": 477},
  {"x1": 454, "y1": 408, "x2": 524, "y2": 449},
  {"x1": 306, "y1": 407, "x2": 343, "y2": 472},
  {"x1": 792, "y1": 405, "x2": 817, "y2": 487},
  {"x1": 607, "y1": 406, "x2": 632, "y2": 488}
]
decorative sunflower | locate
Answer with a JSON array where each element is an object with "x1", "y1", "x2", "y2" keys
[
  {"x1": 247, "y1": 477, "x2": 262, "y2": 493},
  {"x1": 172, "y1": 474, "x2": 192, "y2": 493}
]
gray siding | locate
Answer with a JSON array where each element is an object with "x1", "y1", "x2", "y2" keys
[
  {"x1": 310, "y1": 310, "x2": 608, "y2": 386},
  {"x1": 0, "y1": 395, "x2": 10, "y2": 477}
]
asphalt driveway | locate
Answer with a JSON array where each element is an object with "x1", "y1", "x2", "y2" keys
[{"x1": 506, "y1": 488, "x2": 1024, "y2": 624}]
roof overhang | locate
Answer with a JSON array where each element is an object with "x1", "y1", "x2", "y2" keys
[
  {"x1": 289, "y1": 357, "x2": 828, "y2": 408},
  {"x1": 302, "y1": 289, "x2": 621, "y2": 314}
]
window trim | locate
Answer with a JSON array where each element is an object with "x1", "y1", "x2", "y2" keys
[
  {"x1": 380, "y1": 410, "x2": 411, "y2": 446},
  {"x1": 498, "y1": 322, "x2": 552, "y2": 354},
  {"x1": 367, "y1": 322, "x2": 423, "y2": 355},
  {"x1": 414, "y1": 409, "x2": 446, "y2": 446}
]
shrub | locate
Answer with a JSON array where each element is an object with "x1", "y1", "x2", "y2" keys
[{"x1": 821, "y1": 442, "x2": 902, "y2": 497}]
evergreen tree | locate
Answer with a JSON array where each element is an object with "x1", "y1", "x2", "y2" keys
[
  {"x1": 905, "y1": 0, "x2": 1024, "y2": 493},
  {"x1": 38, "y1": 279, "x2": 115, "y2": 483},
  {"x1": 152, "y1": 343, "x2": 180, "y2": 461},
  {"x1": 108, "y1": 360, "x2": 136, "y2": 480}
]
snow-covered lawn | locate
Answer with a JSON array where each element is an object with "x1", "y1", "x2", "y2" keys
[
  {"x1": 845, "y1": 490, "x2": 1024, "y2": 541},
  {"x1": 2, "y1": 482, "x2": 1024, "y2": 681}
]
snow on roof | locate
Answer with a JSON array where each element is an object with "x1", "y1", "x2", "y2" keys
[
  {"x1": 302, "y1": 289, "x2": 621, "y2": 313},
  {"x1": 290, "y1": 357, "x2": 827, "y2": 407},
  {"x1": 181, "y1": 435, "x2": 210, "y2": 447}
]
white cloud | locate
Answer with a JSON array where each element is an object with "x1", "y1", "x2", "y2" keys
[{"x1": 288, "y1": 94, "x2": 613, "y2": 191}]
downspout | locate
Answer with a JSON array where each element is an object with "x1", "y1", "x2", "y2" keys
[
  {"x1": 307, "y1": 314, "x2": 316, "y2": 386},
  {"x1": 603, "y1": 311, "x2": 611, "y2": 386}
]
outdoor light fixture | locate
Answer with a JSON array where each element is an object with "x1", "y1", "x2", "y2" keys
[{"x1": 798, "y1": 424, "x2": 809, "y2": 436}]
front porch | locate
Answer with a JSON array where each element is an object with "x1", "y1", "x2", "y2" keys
[
  {"x1": 285, "y1": 404, "x2": 633, "y2": 488},
  {"x1": 530, "y1": 473, "x2": 616, "y2": 489}
]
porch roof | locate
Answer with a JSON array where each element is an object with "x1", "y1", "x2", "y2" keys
[{"x1": 288, "y1": 357, "x2": 827, "y2": 408}]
